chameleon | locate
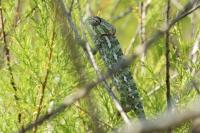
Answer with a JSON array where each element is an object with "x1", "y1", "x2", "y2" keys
[{"x1": 85, "y1": 16, "x2": 145, "y2": 119}]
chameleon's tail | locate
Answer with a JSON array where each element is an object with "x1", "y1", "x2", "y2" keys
[{"x1": 113, "y1": 68, "x2": 145, "y2": 119}]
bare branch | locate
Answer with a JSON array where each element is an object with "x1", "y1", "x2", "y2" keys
[
  {"x1": 118, "y1": 100, "x2": 200, "y2": 133},
  {"x1": 165, "y1": 0, "x2": 172, "y2": 113},
  {"x1": 165, "y1": 1, "x2": 172, "y2": 133},
  {"x1": 112, "y1": 7, "x2": 133, "y2": 22}
]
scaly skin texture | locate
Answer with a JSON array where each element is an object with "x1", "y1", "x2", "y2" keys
[{"x1": 85, "y1": 16, "x2": 145, "y2": 118}]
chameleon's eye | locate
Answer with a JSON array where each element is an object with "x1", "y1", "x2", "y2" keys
[{"x1": 90, "y1": 16, "x2": 101, "y2": 26}]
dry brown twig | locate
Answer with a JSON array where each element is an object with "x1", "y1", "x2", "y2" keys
[
  {"x1": 0, "y1": 0, "x2": 22, "y2": 126},
  {"x1": 13, "y1": 0, "x2": 22, "y2": 27},
  {"x1": 33, "y1": 24, "x2": 56, "y2": 133},
  {"x1": 165, "y1": 0, "x2": 172, "y2": 114},
  {"x1": 17, "y1": 0, "x2": 200, "y2": 132},
  {"x1": 165, "y1": 1, "x2": 172, "y2": 133},
  {"x1": 0, "y1": 1, "x2": 17, "y2": 98}
]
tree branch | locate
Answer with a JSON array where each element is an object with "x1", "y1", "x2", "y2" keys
[{"x1": 118, "y1": 100, "x2": 200, "y2": 133}]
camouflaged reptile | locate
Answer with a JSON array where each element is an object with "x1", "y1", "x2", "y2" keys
[{"x1": 85, "y1": 16, "x2": 145, "y2": 118}]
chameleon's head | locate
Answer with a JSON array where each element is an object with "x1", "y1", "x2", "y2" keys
[{"x1": 85, "y1": 16, "x2": 116, "y2": 38}]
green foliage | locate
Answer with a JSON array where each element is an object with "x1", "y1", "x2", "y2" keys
[{"x1": 0, "y1": 0, "x2": 199, "y2": 132}]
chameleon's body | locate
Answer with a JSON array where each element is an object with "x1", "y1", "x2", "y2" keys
[{"x1": 85, "y1": 16, "x2": 145, "y2": 118}]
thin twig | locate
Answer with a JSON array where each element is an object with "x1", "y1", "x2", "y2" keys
[
  {"x1": 0, "y1": 2, "x2": 17, "y2": 96},
  {"x1": 190, "y1": 32, "x2": 200, "y2": 63},
  {"x1": 33, "y1": 24, "x2": 55, "y2": 133},
  {"x1": 17, "y1": 1, "x2": 200, "y2": 132},
  {"x1": 12, "y1": 0, "x2": 24, "y2": 127},
  {"x1": 171, "y1": 0, "x2": 200, "y2": 38},
  {"x1": 165, "y1": 1, "x2": 172, "y2": 133},
  {"x1": 168, "y1": 1, "x2": 200, "y2": 29},
  {"x1": 139, "y1": 1, "x2": 146, "y2": 73},
  {"x1": 75, "y1": 104, "x2": 113, "y2": 129},
  {"x1": 125, "y1": 0, "x2": 151, "y2": 55},
  {"x1": 13, "y1": 0, "x2": 22, "y2": 27},
  {"x1": 112, "y1": 7, "x2": 133, "y2": 22},
  {"x1": 141, "y1": 70, "x2": 180, "y2": 101},
  {"x1": 165, "y1": 0, "x2": 172, "y2": 114},
  {"x1": 139, "y1": 1, "x2": 146, "y2": 51},
  {"x1": 0, "y1": 1, "x2": 24, "y2": 129},
  {"x1": 69, "y1": 0, "x2": 75, "y2": 16}
]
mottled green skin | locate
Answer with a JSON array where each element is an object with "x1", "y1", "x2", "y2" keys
[{"x1": 85, "y1": 16, "x2": 145, "y2": 118}]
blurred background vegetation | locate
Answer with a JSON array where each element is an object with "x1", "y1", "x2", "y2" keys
[{"x1": 0, "y1": 0, "x2": 200, "y2": 132}]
